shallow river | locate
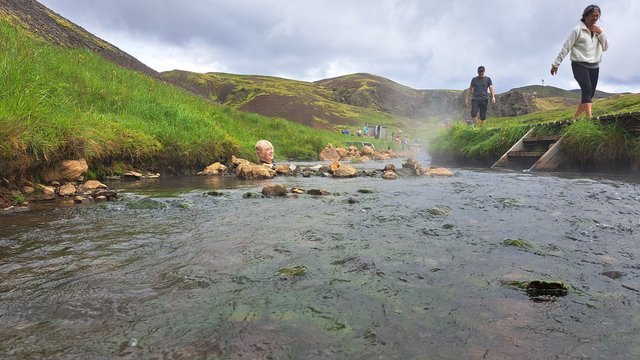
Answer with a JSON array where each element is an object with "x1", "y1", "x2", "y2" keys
[{"x1": 1, "y1": 156, "x2": 640, "y2": 359}]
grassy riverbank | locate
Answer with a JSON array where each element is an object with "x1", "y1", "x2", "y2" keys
[
  {"x1": 428, "y1": 94, "x2": 640, "y2": 169},
  {"x1": 0, "y1": 20, "x2": 373, "y2": 183}
]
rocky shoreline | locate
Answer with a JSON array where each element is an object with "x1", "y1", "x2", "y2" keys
[{"x1": 0, "y1": 144, "x2": 452, "y2": 212}]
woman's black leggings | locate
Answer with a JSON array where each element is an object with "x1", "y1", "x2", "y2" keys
[{"x1": 571, "y1": 62, "x2": 599, "y2": 103}]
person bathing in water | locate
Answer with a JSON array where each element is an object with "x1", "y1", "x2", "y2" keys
[
  {"x1": 551, "y1": 4, "x2": 608, "y2": 120},
  {"x1": 255, "y1": 140, "x2": 274, "y2": 165}
]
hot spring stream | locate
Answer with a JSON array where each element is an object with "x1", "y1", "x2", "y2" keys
[{"x1": 1, "y1": 158, "x2": 639, "y2": 359}]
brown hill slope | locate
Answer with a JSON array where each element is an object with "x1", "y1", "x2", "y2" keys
[
  {"x1": 161, "y1": 70, "x2": 416, "y2": 130},
  {"x1": 315, "y1": 73, "x2": 465, "y2": 119}
]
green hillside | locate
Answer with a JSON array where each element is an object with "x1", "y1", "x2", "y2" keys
[
  {"x1": 161, "y1": 70, "x2": 418, "y2": 131},
  {"x1": 0, "y1": 19, "x2": 357, "y2": 181}
]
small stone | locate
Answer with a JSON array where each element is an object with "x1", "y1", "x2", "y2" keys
[
  {"x1": 382, "y1": 171, "x2": 398, "y2": 180},
  {"x1": 601, "y1": 270, "x2": 624, "y2": 280},
  {"x1": 307, "y1": 189, "x2": 330, "y2": 196},
  {"x1": 58, "y1": 184, "x2": 77, "y2": 197}
]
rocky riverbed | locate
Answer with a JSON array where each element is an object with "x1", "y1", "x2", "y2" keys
[{"x1": 1, "y1": 159, "x2": 639, "y2": 359}]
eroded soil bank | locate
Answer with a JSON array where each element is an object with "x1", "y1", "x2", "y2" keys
[{"x1": 1, "y1": 162, "x2": 639, "y2": 359}]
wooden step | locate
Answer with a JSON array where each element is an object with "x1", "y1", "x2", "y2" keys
[
  {"x1": 523, "y1": 136, "x2": 561, "y2": 144},
  {"x1": 507, "y1": 151, "x2": 546, "y2": 158}
]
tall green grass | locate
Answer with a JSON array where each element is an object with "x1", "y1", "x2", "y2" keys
[
  {"x1": 0, "y1": 20, "x2": 352, "y2": 179},
  {"x1": 428, "y1": 91, "x2": 640, "y2": 168},
  {"x1": 562, "y1": 120, "x2": 640, "y2": 169},
  {"x1": 428, "y1": 123, "x2": 529, "y2": 166}
]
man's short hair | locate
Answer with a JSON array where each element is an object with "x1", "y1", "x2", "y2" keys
[{"x1": 477, "y1": 66, "x2": 485, "y2": 72}]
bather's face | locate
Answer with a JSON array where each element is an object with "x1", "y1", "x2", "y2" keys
[{"x1": 257, "y1": 144, "x2": 274, "y2": 163}]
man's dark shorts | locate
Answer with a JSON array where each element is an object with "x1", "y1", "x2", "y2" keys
[{"x1": 471, "y1": 99, "x2": 489, "y2": 120}]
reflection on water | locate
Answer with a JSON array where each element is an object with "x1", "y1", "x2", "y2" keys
[{"x1": 1, "y1": 161, "x2": 640, "y2": 359}]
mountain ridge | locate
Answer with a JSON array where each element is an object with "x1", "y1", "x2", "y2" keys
[{"x1": 1, "y1": 0, "x2": 617, "y2": 131}]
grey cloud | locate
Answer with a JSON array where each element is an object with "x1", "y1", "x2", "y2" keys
[{"x1": 38, "y1": 0, "x2": 640, "y2": 93}]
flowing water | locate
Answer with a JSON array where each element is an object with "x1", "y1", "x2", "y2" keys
[{"x1": 1, "y1": 156, "x2": 640, "y2": 359}]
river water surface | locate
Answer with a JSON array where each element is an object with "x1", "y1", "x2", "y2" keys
[{"x1": 1, "y1": 157, "x2": 639, "y2": 359}]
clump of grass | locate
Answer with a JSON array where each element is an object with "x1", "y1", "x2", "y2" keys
[
  {"x1": 562, "y1": 121, "x2": 636, "y2": 168},
  {"x1": 12, "y1": 193, "x2": 26, "y2": 205},
  {"x1": 428, "y1": 123, "x2": 528, "y2": 165}
]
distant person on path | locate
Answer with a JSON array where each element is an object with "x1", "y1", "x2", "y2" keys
[
  {"x1": 551, "y1": 5, "x2": 608, "y2": 120},
  {"x1": 363, "y1": 124, "x2": 369, "y2": 137},
  {"x1": 464, "y1": 66, "x2": 496, "y2": 127},
  {"x1": 255, "y1": 140, "x2": 274, "y2": 165}
]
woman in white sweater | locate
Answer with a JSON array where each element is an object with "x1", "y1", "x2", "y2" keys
[{"x1": 551, "y1": 5, "x2": 609, "y2": 120}]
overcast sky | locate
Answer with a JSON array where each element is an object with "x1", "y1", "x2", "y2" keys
[{"x1": 39, "y1": 0, "x2": 640, "y2": 94}]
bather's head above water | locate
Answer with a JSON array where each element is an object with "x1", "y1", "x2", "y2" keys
[{"x1": 255, "y1": 140, "x2": 274, "y2": 164}]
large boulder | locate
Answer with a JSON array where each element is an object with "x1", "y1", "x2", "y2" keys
[
  {"x1": 401, "y1": 158, "x2": 422, "y2": 176},
  {"x1": 79, "y1": 180, "x2": 108, "y2": 191},
  {"x1": 371, "y1": 151, "x2": 392, "y2": 161},
  {"x1": 336, "y1": 147, "x2": 349, "y2": 158},
  {"x1": 236, "y1": 162, "x2": 276, "y2": 179},
  {"x1": 198, "y1": 162, "x2": 228, "y2": 176},
  {"x1": 333, "y1": 164, "x2": 359, "y2": 178},
  {"x1": 360, "y1": 145, "x2": 374, "y2": 156},
  {"x1": 319, "y1": 144, "x2": 341, "y2": 161},
  {"x1": 41, "y1": 159, "x2": 88, "y2": 182},
  {"x1": 35, "y1": 184, "x2": 56, "y2": 200}
]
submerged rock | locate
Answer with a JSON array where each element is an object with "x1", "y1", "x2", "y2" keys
[
  {"x1": 307, "y1": 189, "x2": 331, "y2": 196},
  {"x1": 243, "y1": 192, "x2": 264, "y2": 199},
  {"x1": 277, "y1": 265, "x2": 307, "y2": 277},
  {"x1": 382, "y1": 171, "x2": 397, "y2": 180},
  {"x1": 601, "y1": 270, "x2": 624, "y2": 279},
  {"x1": 262, "y1": 184, "x2": 288, "y2": 197},
  {"x1": 424, "y1": 167, "x2": 454, "y2": 177},
  {"x1": 428, "y1": 206, "x2": 452, "y2": 216},
  {"x1": 127, "y1": 198, "x2": 167, "y2": 210}
]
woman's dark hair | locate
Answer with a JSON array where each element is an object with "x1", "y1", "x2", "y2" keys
[{"x1": 581, "y1": 4, "x2": 601, "y2": 22}]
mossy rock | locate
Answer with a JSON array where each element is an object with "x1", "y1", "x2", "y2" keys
[
  {"x1": 127, "y1": 198, "x2": 167, "y2": 210},
  {"x1": 277, "y1": 265, "x2": 307, "y2": 277},
  {"x1": 206, "y1": 191, "x2": 225, "y2": 197},
  {"x1": 503, "y1": 238, "x2": 534, "y2": 249},
  {"x1": 428, "y1": 206, "x2": 451, "y2": 216},
  {"x1": 357, "y1": 188, "x2": 376, "y2": 194},
  {"x1": 243, "y1": 192, "x2": 264, "y2": 199}
]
